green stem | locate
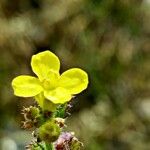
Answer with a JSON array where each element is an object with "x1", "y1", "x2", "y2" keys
[
  {"x1": 37, "y1": 143, "x2": 45, "y2": 150},
  {"x1": 45, "y1": 143, "x2": 54, "y2": 150}
]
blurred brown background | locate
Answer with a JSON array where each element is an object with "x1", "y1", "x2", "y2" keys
[{"x1": 0, "y1": 0, "x2": 150, "y2": 150}]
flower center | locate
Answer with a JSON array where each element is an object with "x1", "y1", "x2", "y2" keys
[
  {"x1": 41, "y1": 70, "x2": 60, "y2": 90},
  {"x1": 42, "y1": 79, "x2": 57, "y2": 90}
]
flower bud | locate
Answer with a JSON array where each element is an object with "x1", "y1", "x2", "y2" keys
[
  {"x1": 54, "y1": 132, "x2": 83, "y2": 150},
  {"x1": 21, "y1": 106, "x2": 40, "y2": 120},
  {"x1": 38, "y1": 120, "x2": 61, "y2": 143},
  {"x1": 55, "y1": 118, "x2": 66, "y2": 128},
  {"x1": 30, "y1": 106, "x2": 40, "y2": 119},
  {"x1": 21, "y1": 106, "x2": 40, "y2": 129}
]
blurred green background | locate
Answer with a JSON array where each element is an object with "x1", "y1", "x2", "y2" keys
[{"x1": 0, "y1": 0, "x2": 150, "y2": 150}]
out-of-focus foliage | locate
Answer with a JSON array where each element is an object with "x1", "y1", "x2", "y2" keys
[{"x1": 0, "y1": 0, "x2": 149, "y2": 150}]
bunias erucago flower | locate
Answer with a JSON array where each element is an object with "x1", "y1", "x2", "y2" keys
[{"x1": 12, "y1": 51, "x2": 88, "y2": 110}]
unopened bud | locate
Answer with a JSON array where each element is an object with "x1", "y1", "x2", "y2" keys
[
  {"x1": 54, "y1": 132, "x2": 83, "y2": 150},
  {"x1": 55, "y1": 118, "x2": 66, "y2": 128},
  {"x1": 38, "y1": 120, "x2": 61, "y2": 143}
]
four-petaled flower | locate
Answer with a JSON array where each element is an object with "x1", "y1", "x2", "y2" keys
[{"x1": 12, "y1": 50, "x2": 88, "y2": 106}]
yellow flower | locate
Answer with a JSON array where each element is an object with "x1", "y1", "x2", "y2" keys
[{"x1": 12, "y1": 50, "x2": 88, "y2": 106}]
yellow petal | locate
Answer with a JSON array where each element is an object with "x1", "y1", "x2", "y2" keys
[
  {"x1": 31, "y1": 50, "x2": 60, "y2": 81},
  {"x1": 44, "y1": 87, "x2": 72, "y2": 104},
  {"x1": 12, "y1": 75, "x2": 43, "y2": 97},
  {"x1": 59, "y1": 68, "x2": 88, "y2": 94}
]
